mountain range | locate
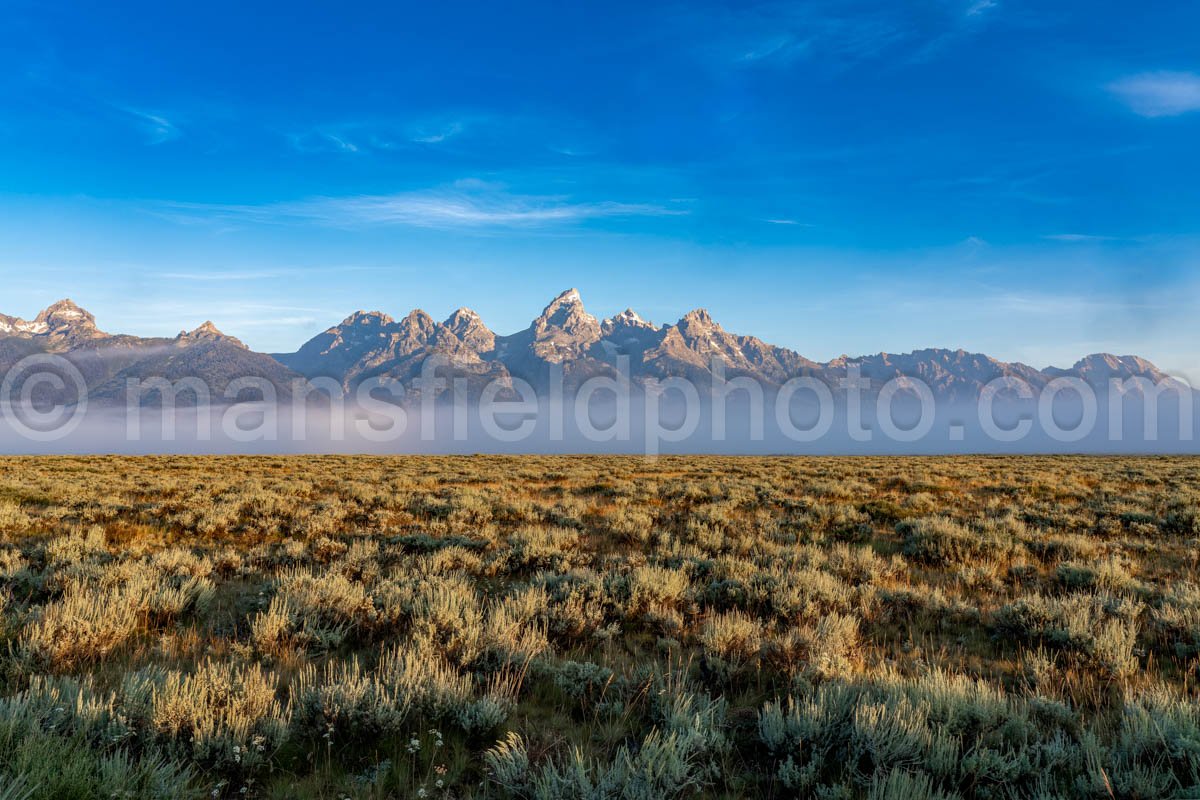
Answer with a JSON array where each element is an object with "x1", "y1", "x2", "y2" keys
[{"x1": 0, "y1": 291, "x2": 1180, "y2": 406}]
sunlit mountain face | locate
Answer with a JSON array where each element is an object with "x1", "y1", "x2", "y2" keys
[{"x1": 0, "y1": 292, "x2": 1182, "y2": 406}]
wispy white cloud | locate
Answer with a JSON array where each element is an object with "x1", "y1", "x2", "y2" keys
[
  {"x1": 121, "y1": 107, "x2": 180, "y2": 144},
  {"x1": 409, "y1": 120, "x2": 465, "y2": 144},
  {"x1": 965, "y1": 0, "x2": 998, "y2": 17},
  {"x1": 736, "y1": 14, "x2": 906, "y2": 67},
  {"x1": 160, "y1": 180, "x2": 688, "y2": 230},
  {"x1": 738, "y1": 35, "x2": 808, "y2": 64},
  {"x1": 287, "y1": 116, "x2": 473, "y2": 154},
  {"x1": 283, "y1": 113, "x2": 609, "y2": 166},
  {"x1": 716, "y1": 1, "x2": 998, "y2": 71},
  {"x1": 287, "y1": 130, "x2": 361, "y2": 154},
  {"x1": 1108, "y1": 71, "x2": 1200, "y2": 117},
  {"x1": 322, "y1": 134, "x2": 359, "y2": 153},
  {"x1": 1042, "y1": 233, "x2": 1120, "y2": 243},
  {"x1": 763, "y1": 218, "x2": 811, "y2": 226},
  {"x1": 548, "y1": 145, "x2": 594, "y2": 157}
]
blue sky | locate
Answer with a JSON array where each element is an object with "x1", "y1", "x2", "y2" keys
[{"x1": 1, "y1": 0, "x2": 1198, "y2": 379}]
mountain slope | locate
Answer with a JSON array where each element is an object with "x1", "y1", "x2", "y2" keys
[
  {"x1": 491, "y1": 288, "x2": 616, "y2": 390},
  {"x1": 89, "y1": 323, "x2": 301, "y2": 405},
  {"x1": 639, "y1": 308, "x2": 822, "y2": 385},
  {"x1": 0, "y1": 303, "x2": 300, "y2": 406},
  {"x1": 276, "y1": 288, "x2": 1188, "y2": 400},
  {"x1": 2, "y1": 293, "x2": 1187, "y2": 407},
  {"x1": 276, "y1": 307, "x2": 510, "y2": 396}
]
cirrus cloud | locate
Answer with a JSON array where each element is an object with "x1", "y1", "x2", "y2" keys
[
  {"x1": 1108, "y1": 71, "x2": 1200, "y2": 118},
  {"x1": 156, "y1": 180, "x2": 688, "y2": 230}
]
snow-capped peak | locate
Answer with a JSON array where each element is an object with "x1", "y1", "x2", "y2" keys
[
  {"x1": 0, "y1": 299, "x2": 103, "y2": 338},
  {"x1": 16, "y1": 320, "x2": 49, "y2": 334},
  {"x1": 45, "y1": 300, "x2": 85, "y2": 319},
  {"x1": 614, "y1": 307, "x2": 651, "y2": 324},
  {"x1": 602, "y1": 308, "x2": 657, "y2": 334},
  {"x1": 535, "y1": 288, "x2": 597, "y2": 332},
  {"x1": 36, "y1": 299, "x2": 98, "y2": 329},
  {"x1": 445, "y1": 307, "x2": 484, "y2": 329}
]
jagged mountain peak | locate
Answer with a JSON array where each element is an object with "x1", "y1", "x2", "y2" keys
[
  {"x1": 536, "y1": 288, "x2": 594, "y2": 326},
  {"x1": 398, "y1": 308, "x2": 435, "y2": 329},
  {"x1": 444, "y1": 307, "x2": 495, "y2": 353},
  {"x1": 1074, "y1": 353, "x2": 1150, "y2": 370},
  {"x1": 0, "y1": 310, "x2": 45, "y2": 336},
  {"x1": 36, "y1": 298, "x2": 100, "y2": 331},
  {"x1": 340, "y1": 310, "x2": 395, "y2": 328},
  {"x1": 39, "y1": 297, "x2": 88, "y2": 316},
  {"x1": 496, "y1": 288, "x2": 604, "y2": 367},
  {"x1": 532, "y1": 288, "x2": 598, "y2": 337},
  {"x1": 193, "y1": 320, "x2": 221, "y2": 334},
  {"x1": 0, "y1": 298, "x2": 108, "y2": 339},
  {"x1": 388, "y1": 310, "x2": 439, "y2": 355},
  {"x1": 604, "y1": 308, "x2": 655, "y2": 330},
  {"x1": 677, "y1": 308, "x2": 716, "y2": 328},
  {"x1": 2, "y1": 290, "x2": 1183, "y2": 407},
  {"x1": 597, "y1": 308, "x2": 661, "y2": 364},
  {"x1": 1066, "y1": 353, "x2": 1168, "y2": 382},
  {"x1": 445, "y1": 307, "x2": 480, "y2": 325},
  {"x1": 177, "y1": 321, "x2": 246, "y2": 348},
  {"x1": 551, "y1": 287, "x2": 583, "y2": 306}
]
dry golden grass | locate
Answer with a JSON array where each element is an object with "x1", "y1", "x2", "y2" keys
[{"x1": 0, "y1": 455, "x2": 1198, "y2": 798}]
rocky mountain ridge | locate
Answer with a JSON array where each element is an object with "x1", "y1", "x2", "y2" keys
[
  {"x1": 0, "y1": 300, "x2": 298, "y2": 405},
  {"x1": 274, "y1": 288, "x2": 1177, "y2": 398},
  {"x1": 0, "y1": 291, "x2": 1184, "y2": 405}
]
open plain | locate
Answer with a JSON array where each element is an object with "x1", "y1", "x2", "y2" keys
[{"x1": 1, "y1": 455, "x2": 1199, "y2": 798}]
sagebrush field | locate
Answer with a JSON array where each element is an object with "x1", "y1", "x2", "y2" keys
[{"x1": 1, "y1": 456, "x2": 1199, "y2": 799}]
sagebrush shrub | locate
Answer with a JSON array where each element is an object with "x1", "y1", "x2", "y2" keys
[
  {"x1": 0, "y1": 501, "x2": 31, "y2": 534},
  {"x1": 992, "y1": 592, "x2": 1141, "y2": 679},
  {"x1": 18, "y1": 571, "x2": 210, "y2": 672},
  {"x1": 767, "y1": 613, "x2": 860, "y2": 681},
  {"x1": 139, "y1": 660, "x2": 287, "y2": 773},
  {"x1": 700, "y1": 610, "x2": 763, "y2": 680},
  {"x1": 899, "y1": 517, "x2": 1002, "y2": 566},
  {"x1": 250, "y1": 568, "x2": 374, "y2": 655},
  {"x1": 0, "y1": 454, "x2": 1197, "y2": 798}
]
